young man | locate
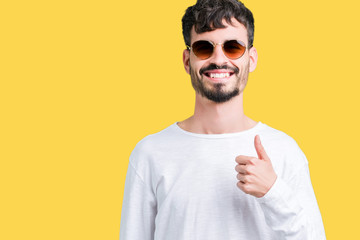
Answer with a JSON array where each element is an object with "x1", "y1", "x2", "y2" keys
[{"x1": 120, "y1": 0, "x2": 326, "y2": 239}]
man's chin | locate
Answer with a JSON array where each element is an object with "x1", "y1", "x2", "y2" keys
[{"x1": 202, "y1": 89, "x2": 240, "y2": 103}]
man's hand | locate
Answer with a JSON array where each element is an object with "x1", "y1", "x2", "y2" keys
[{"x1": 235, "y1": 135, "x2": 277, "y2": 198}]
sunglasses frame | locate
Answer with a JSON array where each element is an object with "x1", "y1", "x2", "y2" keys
[{"x1": 186, "y1": 39, "x2": 248, "y2": 60}]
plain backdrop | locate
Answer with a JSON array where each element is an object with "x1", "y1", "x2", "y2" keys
[{"x1": 1, "y1": 0, "x2": 359, "y2": 239}]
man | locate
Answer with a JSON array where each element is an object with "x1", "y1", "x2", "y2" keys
[{"x1": 120, "y1": 0, "x2": 326, "y2": 239}]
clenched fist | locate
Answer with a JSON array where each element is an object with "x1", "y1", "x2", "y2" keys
[{"x1": 235, "y1": 135, "x2": 277, "y2": 198}]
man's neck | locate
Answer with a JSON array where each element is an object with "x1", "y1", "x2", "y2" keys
[{"x1": 178, "y1": 93, "x2": 257, "y2": 134}]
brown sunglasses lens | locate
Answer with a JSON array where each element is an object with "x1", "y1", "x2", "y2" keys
[
  {"x1": 191, "y1": 40, "x2": 246, "y2": 60},
  {"x1": 192, "y1": 41, "x2": 214, "y2": 60},
  {"x1": 223, "y1": 40, "x2": 246, "y2": 59}
]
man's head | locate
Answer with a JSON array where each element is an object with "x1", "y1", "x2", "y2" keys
[
  {"x1": 182, "y1": 0, "x2": 254, "y2": 49},
  {"x1": 181, "y1": 0, "x2": 257, "y2": 103}
]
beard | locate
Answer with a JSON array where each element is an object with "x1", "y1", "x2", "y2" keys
[{"x1": 189, "y1": 62, "x2": 250, "y2": 103}]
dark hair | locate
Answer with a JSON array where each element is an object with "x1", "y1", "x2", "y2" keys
[{"x1": 182, "y1": 0, "x2": 254, "y2": 48}]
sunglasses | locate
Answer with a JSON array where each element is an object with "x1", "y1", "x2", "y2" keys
[{"x1": 187, "y1": 40, "x2": 248, "y2": 60}]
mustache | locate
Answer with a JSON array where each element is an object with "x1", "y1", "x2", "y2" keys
[{"x1": 199, "y1": 64, "x2": 239, "y2": 75}]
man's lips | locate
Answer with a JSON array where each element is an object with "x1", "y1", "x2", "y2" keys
[
  {"x1": 203, "y1": 70, "x2": 234, "y2": 80},
  {"x1": 199, "y1": 64, "x2": 238, "y2": 81}
]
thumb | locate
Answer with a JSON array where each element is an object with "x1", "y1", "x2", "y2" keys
[{"x1": 254, "y1": 135, "x2": 270, "y2": 161}]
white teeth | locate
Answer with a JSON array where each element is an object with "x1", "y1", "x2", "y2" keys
[{"x1": 210, "y1": 73, "x2": 230, "y2": 79}]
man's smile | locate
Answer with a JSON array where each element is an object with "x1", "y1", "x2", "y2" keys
[{"x1": 203, "y1": 70, "x2": 234, "y2": 82}]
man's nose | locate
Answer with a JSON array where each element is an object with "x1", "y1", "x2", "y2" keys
[{"x1": 210, "y1": 44, "x2": 229, "y2": 66}]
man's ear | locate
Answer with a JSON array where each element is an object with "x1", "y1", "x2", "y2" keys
[
  {"x1": 249, "y1": 47, "x2": 258, "y2": 72},
  {"x1": 183, "y1": 49, "x2": 190, "y2": 74}
]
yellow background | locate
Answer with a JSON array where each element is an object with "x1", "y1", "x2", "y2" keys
[{"x1": 1, "y1": 0, "x2": 359, "y2": 239}]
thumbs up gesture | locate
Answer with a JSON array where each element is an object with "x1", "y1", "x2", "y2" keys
[{"x1": 235, "y1": 135, "x2": 277, "y2": 198}]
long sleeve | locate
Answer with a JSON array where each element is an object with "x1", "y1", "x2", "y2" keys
[
  {"x1": 119, "y1": 162, "x2": 157, "y2": 240},
  {"x1": 256, "y1": 162, "x2": 326, "y2": 239}
]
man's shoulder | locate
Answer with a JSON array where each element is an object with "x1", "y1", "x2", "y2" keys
[
  {"x1": 131, "y1": 123, "x2": 178, "y2": 153},
  {"x1": 260, "y1": 123, "x2": 298, "y2": 145},
  {"x1": 260, "y1": 122, "x2": 305, "y2": 156},
  {"x1": 260, "y1": 122, "x2": 308, "y2": 164},
  {"x1": 128, "y1": 123, "x2": 182, "y2": 168}
]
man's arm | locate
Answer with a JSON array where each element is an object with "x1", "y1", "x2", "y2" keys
[
  {"x1": 256, "y1": 163, "x2": 326, "y2": 239},
  {"x1": 235, "y1": 135, "x2": 326, "y2": 239},
  {"x1": 120, "y1": 162, "x2": 157, "y2": 240}
]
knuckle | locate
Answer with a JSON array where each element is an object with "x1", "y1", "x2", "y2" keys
[
  {"x1": 243, "y1": 184, "x2": 251, "y2": 193},
  {"x1": 247, "y1": 174, "x2": 255, "y2": 183},
  {"x1": 244, "y1": 165, "x2": 251, "y2": 174},
  {"x1": 239, "y1": 165, "x2": 246, "y2": 174},
  {"x1": 246, "y1": 165, "x2": 254, "y2": 174}
]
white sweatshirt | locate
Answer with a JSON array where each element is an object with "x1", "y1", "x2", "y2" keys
[{"x1": 120, "y1": 122, "x2": 326, "y2": 240}]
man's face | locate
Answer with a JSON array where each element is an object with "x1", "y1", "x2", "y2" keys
[{"x1": 183, "y1": 19, "x2": 257, "y2": 103}]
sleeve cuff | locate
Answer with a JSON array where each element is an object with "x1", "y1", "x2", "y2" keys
[
  {"x1": 256, "y1": 176, "x2": 290, "y2": 203},
  {"x1": 255, "y1": 176, "x2": 303, "y2": 220}
]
